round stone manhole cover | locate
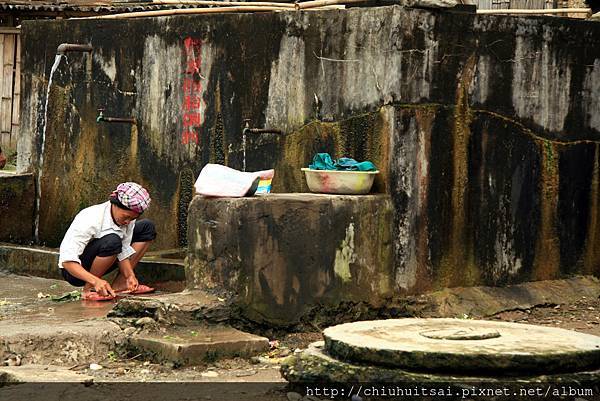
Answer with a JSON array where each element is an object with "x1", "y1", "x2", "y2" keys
[{"x1": 323, "y1": 318, "x2": 600, "y2": 374}]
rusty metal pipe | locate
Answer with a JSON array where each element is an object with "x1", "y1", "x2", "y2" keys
[
  {"x1": 56, "y1": 43, "x2": 93, "y2": 55},
  {"x1": 242, "y1": 120, "x2": 283, "y2": 135},
  {"x1": 97, "y1": 109, "x2": 136, "y2": 124},
  {"x1": 243, "y1": 128, "x2": 284, "y2": 135},
  {"x1": 98, "y1": 116, "x2": 137, "y2": 124}
]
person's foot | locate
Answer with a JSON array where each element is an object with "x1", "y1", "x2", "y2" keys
[
  {"x1": 110, "y1": 274, "x2": 129, "y2": 292},
  {"x1": 82, "y1": 291, "x2": 115, "y2": 301}
]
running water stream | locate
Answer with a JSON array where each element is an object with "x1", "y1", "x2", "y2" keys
[
  {"x1": 242, "y1": 130, "x2": 247, "y2": 172},
  {"x1": 34, "y1": 54, "x2": 64, "y2": 243}
]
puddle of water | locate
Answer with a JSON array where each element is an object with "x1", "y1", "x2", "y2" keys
[
  {"x1": 0, "y1": 273, "x2": 181, "y2": 323},
  {"x1": 53, "y1": 299, "x2": 116, "y2": 319},
  {"x1": 1, "y1": 300, "x2": 114, "y2": 323}
]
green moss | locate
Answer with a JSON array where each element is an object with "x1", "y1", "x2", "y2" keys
[
  {"x1": 533, "y1": 140, "x2": 560, "y2": 280},
  {"x1": 583, "y1": 145, "x2": 600, "y2": 275},
  {"x1": 178, "y1": 168, "x2": 195, "y2": 247},
  {"x1": 395, "y1": 103, "x2": 442, "y2": 111},
  {"x1": 544, "y1": 140, "x2": 555, "y2": 173},
  {"x1": 275, "y1": 110, "x2": 390, "y2": 193},
  {"x1": 212, "y1": 113, "x2": 225, "y2": 165},
  {"x1": 0, "y1": 174, "x2": 35, "y2": 243}
]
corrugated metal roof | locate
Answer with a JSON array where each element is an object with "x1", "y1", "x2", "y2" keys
[{"x1": 0, "y1": 1, "x2": 247, "y2": 12}]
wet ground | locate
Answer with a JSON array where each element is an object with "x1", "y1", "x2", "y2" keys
[
  {"x1": 0, "y1": 273, "x2": 113, "y2": 322},
  {"x1": 0, "y1": 272, "x2": 598, "y2": 387}
]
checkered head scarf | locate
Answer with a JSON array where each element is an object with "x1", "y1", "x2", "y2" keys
[{"x1": 109, "y1": 182, "x2": 151, "y2": 214}]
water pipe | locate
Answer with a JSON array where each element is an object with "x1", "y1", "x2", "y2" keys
[
  {"x1": 242, "y1": 119, "x2": 284, "y2": 135},
  {"x1": 56, "y1": 43, "x2": 93, "y2": 55},
  {"x1": 97, "y1": 109, "x2": 137, "y2": 124}
]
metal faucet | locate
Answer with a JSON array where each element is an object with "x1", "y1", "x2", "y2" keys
[
  {"x1": 242, "y1": 119, "x2": 284, "y2": 135},
  {"x1": 56, "y1": 43, "x2": 93, "y2": 55},
  {"x1": 96, "y1": 108, "x2": 136, "y2": 124}
]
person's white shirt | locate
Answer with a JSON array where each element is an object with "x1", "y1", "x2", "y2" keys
[{"x1": 58, "y1": 201, "x2": 136, "y2": 269}]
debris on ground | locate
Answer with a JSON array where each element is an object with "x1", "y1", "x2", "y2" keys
[
  {"x1": 50, "y1": 290, "x2": 81, "y2": 302},
  {"x1": 2, "y1": 354, "x2": 22, "y2": 366},
  {"x1": 89, "y1": 363, "x2": 103, "y2": 370},
  {"x1": 200, "y1": 370, "x2": 219, "y2": 377}
]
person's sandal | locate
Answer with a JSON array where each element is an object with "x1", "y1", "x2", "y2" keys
[{"x1": 116, "y1": 284, "x2": 155, "y2": 295}]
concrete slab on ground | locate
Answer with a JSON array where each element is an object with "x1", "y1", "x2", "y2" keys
[
  {"x1": 1, "y1": 319, "x2": 125, "y2": 366},
  {"x1": 130, "y1": 325, "x2": 269, "y2": 366},
  {"x1": 0, "y1": 273, "x2": 123, "y2": 365},
  {"x1": 127, "y1": 290, "x2": 221, "y2": 312},
  {"x1": 108, "y1": 289, "x2": 227, "y2": 325},
  {"x1": 0, "y1": 364, "x2": 93, "y2": 383}
]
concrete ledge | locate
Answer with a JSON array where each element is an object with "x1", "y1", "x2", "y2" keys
[
  {"x1": 0, "y1": 243, "x2": 185, "y2": 285},
  {"x1": 134, "y1": 258, "x2": 186, "y2": 287},
  {"x1": 186, "y1": 194, "x2": 394, "y2": 326},
  {"x1": 0, "y1": 244, "x2": 61, "y2": 279},
  {"x1": 0, "y1": 174, "x2": 34, "y2": 243}
]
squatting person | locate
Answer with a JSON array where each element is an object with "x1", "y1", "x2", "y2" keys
[{"x1": 58, "y1": 182, "x2": 157, "y2": 301}]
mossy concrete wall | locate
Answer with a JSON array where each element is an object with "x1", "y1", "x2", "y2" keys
[
  {"x1": 186, "y1": 194, "x2": 394, "y2": 325},
  {"x1": 17, "y1": 7, "x2": 600, "y2": 293},
  {"x1": 0, "y1": 174, "x2": 34, "y2": 243}
]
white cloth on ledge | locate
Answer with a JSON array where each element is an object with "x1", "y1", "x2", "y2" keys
[{"x1": 194, "y1": 163, "x2": 274, "y2": 197}]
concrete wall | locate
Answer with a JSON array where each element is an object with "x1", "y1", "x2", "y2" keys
[
  {"x1": 17, "y1": 6, "x2": 600, "y2": 292},
  {"x1": 187, "y1": 194, "x2": 394, "y2": 324},
  {"x1": 0, "y1": 174, "x2": 34, "y2": 243}
]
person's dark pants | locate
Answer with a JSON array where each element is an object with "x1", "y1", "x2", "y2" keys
[{"x1": 61, "y1": 219, "x2": 156, "y2": 287}]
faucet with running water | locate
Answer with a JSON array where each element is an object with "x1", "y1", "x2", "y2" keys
[
  {"x1": 242, "y1": 119, "x2": 284, "y2": 136},
  {"x1": 56, "y1": 43, "x2": 93, "y2": 55},
  {"x1": 55, "y1": 43, "x2": 94, "y2": 84},
  {"x1": 241, "y1": 119, "x2": 284, "y2": 171},
  {"x1": 34, "y1": 43, "x2": 94, "y2": 243}
]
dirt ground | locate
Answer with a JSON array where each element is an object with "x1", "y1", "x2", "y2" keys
[
  {"x1": 68, "y1": 331, "x2": 324, "y2": 383},
  {"x1": 73, "y1": 294, "x2": 599, "y2": 383},
  {"x1": 490, "y1": 295, "x2": 600, "y2": 336}
]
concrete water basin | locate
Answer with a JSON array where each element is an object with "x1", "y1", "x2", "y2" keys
[{"x1": 0, "y1": 243, "x2": 186, "y2": 290}]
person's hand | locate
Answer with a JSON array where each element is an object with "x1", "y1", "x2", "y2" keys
[
  {"x1": 93, "y1": 278, "x2": 116, "y2": 297},
  {"x1": 126, "y1": 274, "x2": 139, "y2": 293}
]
